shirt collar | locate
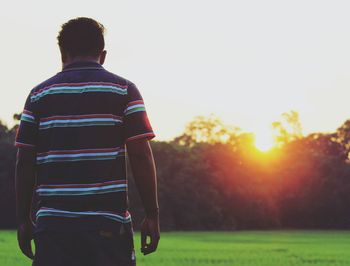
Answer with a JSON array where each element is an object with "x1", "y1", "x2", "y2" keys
[{"x1": 61, "y1": 61, "x2": 104, "y2": 72}]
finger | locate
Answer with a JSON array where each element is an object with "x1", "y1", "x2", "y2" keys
[
  {"x1": 152, "y1": 233, "x2": 160, "y2": 251},
  {"x1": 141, "y1": 235, "x2": 151, "y2": 254},
  {"x1": 141, "y1": 229, "x2": 147, "y2": 252},
  {"x1": 20, "y1": 239, "x2": 34, "y2": 260},
  {"x1": 143, "y1": 233, "x2": 159, "y2": 255}
]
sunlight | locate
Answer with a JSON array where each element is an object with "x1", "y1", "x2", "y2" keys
[{"x1": 254, "y1": 127, "x2": 275, "y2": 152}]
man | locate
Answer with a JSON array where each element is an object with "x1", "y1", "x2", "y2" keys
[{"x1": 15, "y1": 17, "x2": 159, "y2": 266}]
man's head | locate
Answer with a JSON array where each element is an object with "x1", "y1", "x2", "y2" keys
[{"x1": 57, "y1": 17, "x2": 106, "y2": 65}]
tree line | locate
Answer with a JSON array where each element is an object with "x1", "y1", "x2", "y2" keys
[{"x1": 2, "y1": 113, "x2": 350, "y2": 230}]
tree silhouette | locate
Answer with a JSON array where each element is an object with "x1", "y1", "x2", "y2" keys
[
  {"x1": 174, "y1": 115, "x2": 241, "y2": 146},
  {"x1": 272, "y1": 111, "x2": 302, "y2": 147}
]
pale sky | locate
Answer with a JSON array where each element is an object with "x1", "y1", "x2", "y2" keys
[{"x1": 1, "y1": 0, "x2": 350, "y2": 141}]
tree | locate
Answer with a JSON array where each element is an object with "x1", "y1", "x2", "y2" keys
[
  {"x1": 334, "y1": 120, "x2": 350, "y2": 159},
  {"x1": 272, "y1": 111, "x2": 302, "y2": 147},
  {"x1": 174, "y1": 115, "x2": 240, "y2": 147}
]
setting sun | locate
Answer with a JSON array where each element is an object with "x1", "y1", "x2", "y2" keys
[{"x1": 254, "y1": 127, "x2": 275, "y2": 152}]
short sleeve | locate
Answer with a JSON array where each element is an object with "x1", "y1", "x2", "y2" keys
[
  {"x1": 123, "y1": 83, "x2": 155, "y2": 143},
  {"x1": 15, "y1": 93, "x2": 39, "y2": 149}
]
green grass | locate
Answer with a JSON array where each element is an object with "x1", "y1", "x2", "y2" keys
[{"x1": 1, "y1": 230, "x2": 350, "y2": 265}]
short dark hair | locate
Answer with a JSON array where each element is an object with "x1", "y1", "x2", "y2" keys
[{"x1": 57, "y1": 17, "x2": 105, "y2": 57}]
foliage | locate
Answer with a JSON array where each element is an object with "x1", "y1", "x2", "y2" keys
[
  {"x1": 173, "y1": 115, "x2": 241, "y2": 147},
  {"x1": 0, "y1": 122, "x2": 17, "y2": 228},
  {"x1": 272, "y1": 110, "x2": 303, "y2": 147}
]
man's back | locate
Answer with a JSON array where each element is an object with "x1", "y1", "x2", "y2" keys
[
  {"x1": 15, "y1": 17, "x2": 159, "y2": 266},
  {"x1": 16, "y1": 61, "x2": 154, "y2": 232}
]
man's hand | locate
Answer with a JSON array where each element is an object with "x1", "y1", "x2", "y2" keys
[
  {"x1": 127, "y1": 139, "x2": 160, "y2": 255},
  {"x1": 16, "y1": 148, "x2": 36, "y2": 260},
  {"x1": 141, "y1": 216, "x2": 160, "y2": 255},
  {"x1": 17, "y1": 220, "x2": 34, "y2": 260}
]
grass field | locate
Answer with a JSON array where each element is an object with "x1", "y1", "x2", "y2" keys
[{"x1": 1, "y1": 230, "x2": 350, "y2": 266}]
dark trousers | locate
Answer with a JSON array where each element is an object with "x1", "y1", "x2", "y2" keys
[{"x1": 33, "y1": 229, "x2": 136, "y2": 266}]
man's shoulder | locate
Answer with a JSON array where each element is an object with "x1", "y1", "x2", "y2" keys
[
  {"x1": 29, "y1": 67, "x2": 137, "y2": 96},
  {"x1": 101, "y1": 69, "x2": 135, "y2": 87},
  {"x1": 97, "y1": 69, "x2": 140, "y2": 95},
  {"x1": 30, "y1": 73, "x2": 62, "y2": 94},
  {"x1": 31, "y1": 70, "x2": 134, "y2": 93}
]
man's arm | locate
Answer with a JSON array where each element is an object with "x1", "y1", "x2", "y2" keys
[
  {"x1": 15, "y1": 148, "x2": 36, "y2": 260},
  {"x1": 126, "y1": 138, "x2": 160, "y2": 255}
]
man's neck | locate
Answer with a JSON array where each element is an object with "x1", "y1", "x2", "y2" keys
[{"x1": 62, "y1": 56, "x2": 101, "y2": 69}]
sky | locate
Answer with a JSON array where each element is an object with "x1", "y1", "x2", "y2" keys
[{"x1": 1, "y1": 0, "x2": 350, "y2": 141}]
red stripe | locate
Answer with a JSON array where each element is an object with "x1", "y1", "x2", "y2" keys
[
  {"x1": 126, "y1": 100, "x2": 144, "y2": 108},
  {"x1": 96, "y1": 210, "x2": 131, "y2": 216},
  {"x1": 37, "y1": 147, "x2": 122, "y2": 156},
  {"x1": 15, "y1": 142, "x2": 36, "y2": 148},
  {"x1": 22, "y1": 110, "x2": 33, "y2": 115},
  {"x1": 109, "y1": 210, "x2": 130, "y2": 217},
  {"x1": 31, "y1": 82, "x2": 128, "y2": 96},
  {"x1": 126, "y1": 132, "x2": 155, "y2": 142},
  {"x1": 40, "y1": 114, "x2": 123, "y2": 122},
  {"x1": 38, "y1": 180, "x2": 127, "y2": 189}
]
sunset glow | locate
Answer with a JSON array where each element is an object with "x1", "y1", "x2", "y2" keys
[{"x1": 254, "y1": 128, "x2": 275, "y2": 152}]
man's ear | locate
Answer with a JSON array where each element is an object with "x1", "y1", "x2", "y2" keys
[
  {"x1": 60, "y1": 48, "x2": 68, "y2": 63},
  {"x1": 99, "y1": 50, "x2": 107, "y2": 65}
]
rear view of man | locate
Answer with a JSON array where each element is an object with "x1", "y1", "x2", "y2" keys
[{"x1": 15, "y1": 17, "x2": 159, "y2": 266}]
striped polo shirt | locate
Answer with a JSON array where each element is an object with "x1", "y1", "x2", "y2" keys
[{"x1": 15, "y1": 61, "x2": 155, "y2": 232}]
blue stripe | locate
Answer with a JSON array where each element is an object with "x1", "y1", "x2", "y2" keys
[
  {"x1": 39, "y1": 118, "x2": 122, "y2": 129},
  {"x1": 37, "y1": 184, "x2": 128, "y2": 196},
  {"x1": 36, "y1": 208, "x2": 132, "y2": 223},
  {"x1": 36, "y1": 150, "x2": 125, "y2": 164},
  {"x1": 21, "y1": 113, "x2": 36, "y2": 124},
  {"x1": 31, "y1": 85, "x2": 127, "y2": 102}
]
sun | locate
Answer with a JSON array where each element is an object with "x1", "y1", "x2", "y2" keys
[{"x1": 254, "y1": 127, "x2": 275, "y2": 152}]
